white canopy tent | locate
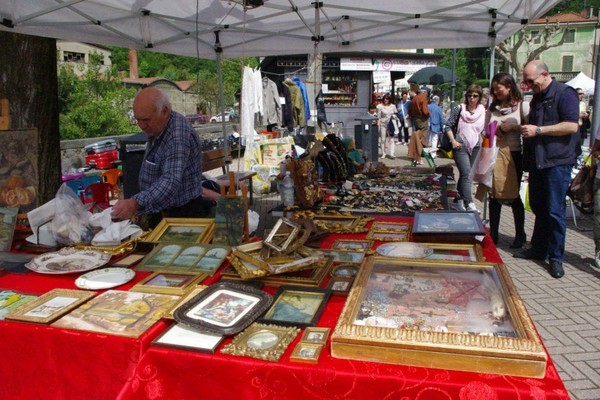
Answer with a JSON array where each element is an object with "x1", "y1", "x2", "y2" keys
[
  {"x1": 0, "y1": 0, "x2": 562, "y2": 157},
  {"x1": 566, "y1": 72, "x2": 596, "y2": 95}
]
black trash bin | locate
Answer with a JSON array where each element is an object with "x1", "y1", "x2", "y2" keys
[
  {"x1": 118, "y1": 133, "x2": 147, "y2": 199},
  {"x1": 354, "y1": 113, "x2": 378, "y2": 162}
]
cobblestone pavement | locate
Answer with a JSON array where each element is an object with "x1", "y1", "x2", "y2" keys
[{"x1": 209, "y1": 141, "x2": 600, "y2": 400}]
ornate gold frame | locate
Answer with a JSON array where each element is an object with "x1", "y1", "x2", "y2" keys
[
  {"x1": 4, "y1": 289, "x2": 95, "y2": 324},
  {"x1": 294, "y1": 211, "x2": 372, "y2": 233},
  {"x1": 221, "y1": 322, "x2": 299, "y2": 362},
  {"x1": 74, "y1": 231, "x2": 152, "y2": 256},
  {"x1": 131, "y1": 271, "x2": 207, "y2": 295},
  {"x1": 142, "y1": 218, "x2": 215, "y2": 244},
  {"x1": 290, "y1": 342, "x2": 324, "y2": 363},
  {"x1": 331, "y1": 257, "x2": 547, "y2": 378}
]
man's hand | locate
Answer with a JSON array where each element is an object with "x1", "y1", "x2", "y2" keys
[
  {"x1": 111, "y1": 198, "x2": 139, "y2": 221},
  {"x1": 521, "y1": 124, "x2": 538, "y2": 139}
]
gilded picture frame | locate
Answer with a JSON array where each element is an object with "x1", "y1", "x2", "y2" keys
[
  {"x1": 290, "y1": 342, "x2": 323, "y2": 363},
  {"x1": 263, "y1": 218, "x2": 301, "y2": 253},
  {"x1": 136, "y1": 242, "x2": 230, "y2": 276},
  {"x1": 174, "y1": 281, "x2": 273, "y2": 335},
  {"x1": 422, "y1": 243, "x2": 484, "y2": 262},
  {"x1": 366, "y1": 230, "x2": 410, "y2": 242},
  {"x1": 321, "y1": 250, "x2": 365, "y2": 264},
  {"x1": 311, "y1": 215, "x2": 371, "y2": 233},
  {"x1": 370, "y1": 221, "x2": 411, "y2": 232},
  {"x1": 221, "y1": 322, "x2": 300, "y2": 362},
  {"x1": 4, "y1": 288, "x2": 95, "y2": 324},
  {"x1": 300, "y1": 327, "x2": 330, "y2": 344},
  {"x1": 330, "y1": 257, "x2": 547, "y2": 378},
  {"x1": 260, "y1": 286, "x2": 331, "y2": 329},
  {"x1": 331, "y1": 239, "x2": 373, "y2": 252},
  {"x1": 131, "y1": 271, "x2": 206, "y2": 295},
  {"x1": 143, "y1": 218, "x2": 215, "y2": 244}
]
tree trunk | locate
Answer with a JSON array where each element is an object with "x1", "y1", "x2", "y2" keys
[{"x1": 0, "y1": 31, "x2": 61, "y2": 206}]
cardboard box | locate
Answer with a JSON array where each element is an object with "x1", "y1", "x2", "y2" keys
[{"x1": 260, "y1": 143, "x2": 292, "y2": 166}]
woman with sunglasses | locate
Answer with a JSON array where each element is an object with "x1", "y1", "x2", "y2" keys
[
  {"x1": 444, "y1": 84, "x2": 486, "y2": 212},
  {"x1": 486, "y1": 72, "x2": 529, "y2": 247},
  {"x1": 377, "y1": 94, "x2": 399, "y2": 159}
]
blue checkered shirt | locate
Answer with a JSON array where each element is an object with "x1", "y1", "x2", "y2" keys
[{"x1": 134, "y1": 112, "x2": 202, "y2": 214}]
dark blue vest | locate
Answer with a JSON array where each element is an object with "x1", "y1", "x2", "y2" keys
[{"x1": 525, "y1": 79, "x2": 580, "y2": 170}]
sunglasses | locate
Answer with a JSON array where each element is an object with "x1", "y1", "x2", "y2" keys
[
  {"x1": 578, "y1": 93, "x2": 584, "y2": 96},
  {"x1": 467, "y1": 94, "x2": 480, "y2": 98}
]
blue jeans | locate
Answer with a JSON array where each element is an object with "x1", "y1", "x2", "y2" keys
[
  {"x1": 528, "y1": 164, "x2": 573, "y2": 262},
  {"x1": 593, "y1": 176, "x2": 600, "y2": 252},
  {"x1": 453, "y1": 144, "x2": 480, "y2": 204}
]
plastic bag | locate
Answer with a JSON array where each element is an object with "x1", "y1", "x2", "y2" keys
[
  {"x1": 469, "y1": 146, "x2": 499, "y2": 188},
  {"x1": 50, "y1": 183, "x2": 94, "y2": 246}
]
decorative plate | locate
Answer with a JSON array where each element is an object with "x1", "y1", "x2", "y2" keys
[
  {"x1": 75, "y1": 268, "x2": 136, "y2": 290},
  {"x1": 376, "y1": 242, "x2": 434, "y2": 258},
  {"x1": 25, "y1": 248, "x2": 112, "y2": 274}
]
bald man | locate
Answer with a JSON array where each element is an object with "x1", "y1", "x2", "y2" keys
[
  {"x1": 516, "y1": 60, "x2": 580, "y2": 279},
  {"x1": 111, "y1": 87, "x2": 208, "y2": 228}
]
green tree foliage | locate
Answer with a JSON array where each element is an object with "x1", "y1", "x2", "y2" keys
[{"x1": 59, "y1": 52, "x2": 137, "y2": 140}]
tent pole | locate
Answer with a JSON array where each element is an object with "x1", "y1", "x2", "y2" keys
[
  {"x1": 451, "y1": 48, "x2": 456, "y2": 108},
  {"x1": 215, "y1": 33, "x2": 229, "y2": 173}
]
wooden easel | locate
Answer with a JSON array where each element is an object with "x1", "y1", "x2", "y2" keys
[{"x1": 0, "y1": 99, "x2": 10, "y2": 131}]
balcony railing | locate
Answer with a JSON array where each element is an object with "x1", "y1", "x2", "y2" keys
[{"x1": 551, "y1": 71, "x2": 578, "y2": 82}]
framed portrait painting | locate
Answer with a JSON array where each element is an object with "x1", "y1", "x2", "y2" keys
[
  {"x1": 260, "y1": 286, "x2": 331, "y2": 329},
  {"x1": 143, "y1": 218, "x2": 215, "y2": 244}
]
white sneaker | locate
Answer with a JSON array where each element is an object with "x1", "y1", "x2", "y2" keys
[
  {"x1": 595, "y1": 251, "x2": 600, "y2": 270},
  {"x1": 466, "y1": 202, "x2": 479, "y2": 213},
  {"x1": 450, "y1": 198, "x2": 466, "y2": 211}
]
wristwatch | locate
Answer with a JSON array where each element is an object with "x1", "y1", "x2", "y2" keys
[{"x1": 535, "y1": 126, "x2": 542, "y2": 136}]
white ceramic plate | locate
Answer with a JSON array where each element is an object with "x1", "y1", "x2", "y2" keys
[
  {"x1": 25, "y1": 248, "x2": 112, "y2": 274},
  {"x1": 376, "y1": 242, "x2": 433, "y2": 258},
  {"x1": 75, "y1": 268, "x2": 135, "y2": 290}
]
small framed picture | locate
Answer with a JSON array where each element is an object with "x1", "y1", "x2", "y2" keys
[
  {"x1": 300, "y1": 327, "x2": 330, "y2": 344},
  {"x1": 131, "y1": 271, "x2": 206, "y2": 295},
  {"x1": 111, "y1": 253, "x2": 145, "y2": 268},
  {"x1": 327, "y1": 277, "x2": 354, "y2": 295},
  {"x1": 320, "y1": 250, "x2": 365, "y2": 264},
  {"x1": 331, "y1": 239, "x2": 373, "y2": 252},
  {"x1": 152, "y1": 323, "x2": 224, "y2": 353},
  {"x1": 174, "y1": 281, "x2": 273, "y2": 335},
  {"x1": 221, "y1": 322, "x2": 299, "y2": 362},
  {"x1": 290, "y1": 342, "x2": 324, "y2": 363},
  {"x1": 260, "y1": 286, "x2": 331, "y2": 329},
  {"x1": 143, "y1": 218, "x2": 215, "y2": 244},
  {"x1": 4, "y1": 288, "x2": 95, "y2": 324},
  {"x1": 370, "y1": 221, "x2": 411, "y2": 232},
  {"x1": 330, "y1": 264, "x2": 359, "y2": 279},
  {"x1": 367, "y1": 230, "x2": 410, "y2": 242}
]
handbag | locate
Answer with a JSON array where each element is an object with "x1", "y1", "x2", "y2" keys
[
  {"x1": 440, "y1": 105, "x2": 462, "y2": 152},
  {"x1": 567, "y1": 156, "x2": 595, "y2": 214}
]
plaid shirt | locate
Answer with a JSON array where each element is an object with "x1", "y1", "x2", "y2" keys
[{"x1": 134, "y1": 112, "x2": 202, "y2": 214}]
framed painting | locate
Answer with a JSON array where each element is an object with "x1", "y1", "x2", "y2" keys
[
  {"x1": 152, "y1": 323, "x2": 224, "y2": 354},
  {"x1": 220, "y1": 256, "x2": 332, "y2": 288},
  {"x1": 0, "y1": 289, "x2": 38, "y2": 320},
  {"x1": 174, "y1": 281, "x2": 273, "y2": 335},
  {"x1": 136, "y1": 243, "x2": 230, "y2": 276},
  {"x1": 221, "y1": 322, "x2": 299, "y2": 362},
  {"x1": 331, "y1": 239, "x2": 373, "y2": 252},
  {"x1": 131, "y1": 271, "x2": 206, "y2": 295},
  {"x1": 4, "y1": 289, "x2": 94, "y2": 324},
  {"x1": 290, "y1": 342, "x2": 323, "y2": 364},
  {"x1": 0, "y1": 129, "x2": 39, "y2": 213},
  {"x1": 300, "y1": 327, "x2": 330, "y2": 344},
  {"x1": 320, "y1": 250, "x2": 365, "y2": 264},
  {"x1": 260, "y1": 286, "x2": 331, "y2": 329},
  {"x1": 51, "y1": 290, "x2": 179, "y2": 338},
  {"x1": 143, "y1": 218, "x2": 215, "y2": 244},
  {"x1": 370, "y1": 221, "x2": 411, "y2": 232},
  {"x1": 327, "y1": 276, "x2": 354, "y2": 295},
  {"x1": 366, "y1": 230, "x2": 410, "y2": 242},
  {"x1": 0, "y1": 206, "x2": 18, "y2": 251},
  {"x1": 330, "y1": 264, "x2": 359, "y2": 279},
  {"x1": 424, "y1": 243, "x2": 484, "y2": 262},
  {"x1": 330, "y1": 257, "x2": 548, "y2": 378},
  {"x1": 412, "y1": 211, "x2": 485, "y2": 243},
  {"x1": 111, "y1": 253, "x2": 145, "y2": 268}
]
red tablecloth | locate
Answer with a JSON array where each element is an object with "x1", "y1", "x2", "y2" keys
[{"x1": 1, "y1": 217, "x2": 571, "y2": 400}]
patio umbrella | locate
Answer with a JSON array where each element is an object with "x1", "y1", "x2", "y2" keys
[{"x1": 408, "y1": 66, "x2": 454, "y2": 85}]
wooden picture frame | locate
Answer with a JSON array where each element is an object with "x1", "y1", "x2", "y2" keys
[
  {"x1": 331, "y1": 239, "x2": 373, "y2": 252},
  {"x1": 4, "y1": 289, "x2": 94, "y2": 324},
  {"x1": 111, "y1": 253, "x2": 146, "y2": 268},
  {"x1": 327, "y1": 276, "x2": 354, "y2": 295},
  {"x1": 143, "y1": 218, "x2": 215, "y2": 244},
  {"x1": 290, "y1": 342, "x2": 324, "y2": 363},
  {"x1": 370, "y1": 221, "x2": 411, "y2": 232},
  {"x1": 300, "y1": 327, "x2": 330, "y2": 344},
  {"x1": 412, "y1": 211, "x2": 485, "y2": 243},
  {"x1": 131, "y1": 271, "x2": 206, "y2": 295},
  {"x1": 51, "y1": 290, "x2": 179, "y2": 338},
  {"x1": 260, "y1": 286, "x2": 331, "y2": 329},
  {"x1": 263, "y1": 218, "x2": 301, "y2": 253},
  {"x1": 329, "y1": 264, "x2": 359, "y2": 279},
  {"x1": 221, "y1": 322, "x2": 299, "y2": 362},
  {"x1": 422, "y1": 243, "x2": 485, "y2": 262},
  {"x1": 330, "y1": 257, "x2": 548, "y2": 378},
  {"x1": 366, "y1": 230, "x2": 410, "y2": 242},
  {"x1": 152, "y1": 323, "x2": 224, "y2": 353},
  {"x1": 136, "y1": 243, "x2": 230, "y2": 276},
  {"x1": 174, "y1": 281, "x2": 273, "y2": 335},
  {"x1": 0, "y1": 289, "x2": 38, "y2": 320}
]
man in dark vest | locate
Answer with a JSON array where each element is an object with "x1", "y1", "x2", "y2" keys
[{"x1": 516, "y1": 60, "x2": 580, "y2": 279}]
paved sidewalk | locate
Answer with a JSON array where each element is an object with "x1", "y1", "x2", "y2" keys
[{"x1": 215, "y1": 142, "x2": 600, "y2": 400}]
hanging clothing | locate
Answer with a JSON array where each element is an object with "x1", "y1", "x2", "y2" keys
[
  {"x1": 292, "y1": 77, "x2": 311, "y2": 125},
  {"x1": 284, "y1": 79, "x2": 306, "y2": 128},
  {"x1": 241, "y1": 66, "x2": 257, "y2": 138},
  {"x1": 261, "y1": 77, "x2": 282, "y2": 127},
  {"x1": 276, "y1": 80, "x2": 294, "y2": 131}
]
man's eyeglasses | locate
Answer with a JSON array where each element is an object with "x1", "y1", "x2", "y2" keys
[
  {"x1": 467, "y1": 94, "x2": 480, "y2": 98},
  {"x1": 578, "y1": 92, "x2": 584, "y2": 96},
  {"x1": 523, "y1": 72, "x2": 545, "y2": 87}
]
